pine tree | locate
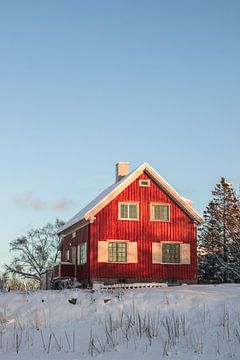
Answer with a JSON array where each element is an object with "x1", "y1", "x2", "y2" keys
[{"x1": 199, "y1": 178, "x2": 240, "y2": 283}]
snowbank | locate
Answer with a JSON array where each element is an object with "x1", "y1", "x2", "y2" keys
[{"x1": 0, "y1": 284, "x2": 240, "y2": 359}]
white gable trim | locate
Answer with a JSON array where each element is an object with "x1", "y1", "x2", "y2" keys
[
  {"x1": 84, "y1": 164, "x2": 145, "y2": 221},
  {"x1": 84, "y1": 163, "x2": 203, "y2": 224},
  {"x1": 144, "y1": 164, "x2": 203, "y2": 224},
  {"x1": 58, "y1": 162, "x2": 203, "y2": 235},
  {"x1": 57, "y1": 220, "x2": 90, "y2": 249}
]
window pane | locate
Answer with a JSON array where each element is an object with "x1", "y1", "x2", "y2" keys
[
  {"x1": 153, "y1": 205, "x2": 161, "y2": 220},
  {"x1": 108, "y1": 242, "x2": 117, "y2": 262},
  {"x1": 152, "y1": 204, "x2": 169, "y2": 221},
  {"x1": 162, "y1": 244, "x2": 180, "y2": 263},
  {"x1": 80, "y1": 243, "x2": 87, "y2": 264},
  {"x1": 120, "y1": 204, "x2": 128, "y2": 219},
  {"x1": 77, "y1": 245, "x2": 80, "y2": 265},
  {"x1": 71, "y1": 246, "x2": 76, "y2": 264},
  {"x1": 66, "y1": 249, "x2": 70, "y2": 261},
  {"x1": 117, "y1": 243, "x2": 127, "y2": 262},
  {"x1": 160, "y1": 205, "x2": 169, "y2": 221},
  {"x1": 108, "y1": 242, "x2": 127, "y2": 262},
  {"x1": 129, "y1": 204, "x2": 138, "y2": 219},
  {"x1": 140, "y1": 180, "x2": 150, "y2": 186}
]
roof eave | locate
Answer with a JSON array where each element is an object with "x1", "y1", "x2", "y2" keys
[
  {"x1": 144, "y1": 164, "x2": 204, "y2": 225},
  {"x1": 84, "y1": 163, "x2": 146, "y2": 220},
  {"x1": 57, "y1": 219, "x2": 90, "y2": 250},
  {"x1": 84, "y1": 162, "x2": 203, "y2": 225}
]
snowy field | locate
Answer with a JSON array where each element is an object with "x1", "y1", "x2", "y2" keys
[{"x1": 1, "y1": 285, "x2": 240, "y2": 360}]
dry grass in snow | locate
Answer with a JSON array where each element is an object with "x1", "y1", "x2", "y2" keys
[{"x1": 1, "y1": 284, "x2": 240, "y2": 359}]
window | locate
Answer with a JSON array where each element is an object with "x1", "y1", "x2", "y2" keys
[
  {"x1": 71, "y1": 246, "x2": 76, "y2": 264},
  {"x1": 152, "y1": 242, "x2": 190, "y2": 264},
  {"x1": 72, "y1": 231, "x2": 76, "y2": 238},
  {"x1": 119, "y1": 202, "x2": 139, "y2": 220},
  {"x1": 78, "y1": 243, "x2": 87, "y2": 265},
  {"x1": 150, "y1": 203, "x2": 170, "y2": 221},
  {"x1": 108, "y1": 242, "x2": 127, "y2": 262},
  {"x1": 162, "y1": 243, "x2": 180, "y2": 264},
  {"x1": 66, "y1": 249, "x2": 70, "y2": 261},
  {"x1": 139, "y1": 179, "x2": 150, "y2": 187}
]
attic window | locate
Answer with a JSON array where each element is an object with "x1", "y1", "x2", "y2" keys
[
  {"x1": 72, "y1": 231, "x2": 76, "y2": 238},
  {"x1": 139, "y1": 180, "x2": 150, "y2": 187}
]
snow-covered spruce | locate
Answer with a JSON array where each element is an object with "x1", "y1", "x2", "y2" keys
[{"x1": 198, "y1": 177, "x2": 240, "y2": 283}]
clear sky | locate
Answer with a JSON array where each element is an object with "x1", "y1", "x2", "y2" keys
[{"x1": 0, "y1": 1, "x2": 240, "y2": 270}]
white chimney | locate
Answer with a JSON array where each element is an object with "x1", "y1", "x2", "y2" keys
[{"x1": 115, "y1": 162, "x2": 130, "y2": 182}]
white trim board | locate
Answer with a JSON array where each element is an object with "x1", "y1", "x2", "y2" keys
[{"x1": 58, "y1": 162, "x2": 203, "y2": 234}]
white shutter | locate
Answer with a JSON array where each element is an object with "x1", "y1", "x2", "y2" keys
[
  {"x1": 128, "y1": 242, "x2": 138, "y2": 263},
  {"x1": 66, "y1": 249, "x2": 69, "y2": 261},
  {"x1": 152, "y1": 242, "x2": 162, "y2": 264},
  {"x1": 77, "y1": 245, "x2": 80, "y2": 265},
  {"x1": 71, "y1": 246, "x2": 76, "y2": 264},
  {"x1": 98, "y1": 241, "x2": 108, "y2": 262},
  {"x1": 180, "y1": 243, "x2": 191, "y2": 264}
]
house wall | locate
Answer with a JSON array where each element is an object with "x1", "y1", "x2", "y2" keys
[
  {"x1": 89, "y1": 171, "x2": 197, "y2": 284},
  {"x1": 75, "y1": 225, "x2": 90, "y2": 282},
  {"x1": 60, "y1": 224, "x2": 89, "y2": 281}
]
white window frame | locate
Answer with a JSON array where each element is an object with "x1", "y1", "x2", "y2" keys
[
  {"x1": 150, "y1": 203, "x2": 170, "y2": 222},
  {"x1": 108, "y1": 240, "x2": 128, "y2": 263},
  {"x1": 98, "y1": 240, "x2": 138, "y2": 263},
  {"x1": 139, "y1": 179, "x2": 150, "y2": 187},
  {"x1": 72, "y1": 231, "x2": 76, "y2": 238},
  {"x1": 162, "y1": 242, "x2": 181, "y2": 264},
  {"x1": 152, "y1": 241, "x2": 191, "y2": 265},
  {"x1": 118, "y1": 202, "x2": 139, "y2": 220},
  {"x1": 78, "y1": 242, "x2": 87, "y2": 265}
]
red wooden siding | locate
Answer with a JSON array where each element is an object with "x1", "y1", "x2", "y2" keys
[
  {"x1": 89, "y1": 171, "x2": 197, "y2": 283},
  {"x1": 53, "y1": 264, "x2": 60, "y2": 278},
  {"x1": 52, "y1": 263, "x2": 75, "y2": 278},
  {"x1": 76, "y1": 225, "x2": 90, "y2": 281},
  {"x1": 60, "y1": 224, "x2": 90, "y2": 281}
]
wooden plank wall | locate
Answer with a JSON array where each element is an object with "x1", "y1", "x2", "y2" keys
[{"x1": 89, "y1": 171, "x2": 197, "y2": 283}]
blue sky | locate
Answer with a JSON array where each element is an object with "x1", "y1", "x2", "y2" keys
[{"x1": 0, "y1": 1, "x2": 240, "y2": 269}]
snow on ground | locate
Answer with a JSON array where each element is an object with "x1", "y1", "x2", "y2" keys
[{"x1": 1, "y1": 284, "x2": 240, "y2": 359}]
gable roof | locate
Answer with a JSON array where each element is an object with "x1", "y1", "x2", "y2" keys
[{"x1": 58, "y1": 162, "x2": 203, "y2": 234}]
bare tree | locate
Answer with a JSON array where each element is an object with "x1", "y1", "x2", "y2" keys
[{"x1": 5, "y1": 219, "x2": 64, "y2": 283}]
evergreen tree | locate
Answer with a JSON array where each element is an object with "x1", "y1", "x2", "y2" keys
[{"x1": 199, "y1": 178, "x2": 240, "y2": 283}]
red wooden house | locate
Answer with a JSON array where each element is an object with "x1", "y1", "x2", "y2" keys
[{"x1": 53, "y1": 162, "x2": 203, "y2": 287}]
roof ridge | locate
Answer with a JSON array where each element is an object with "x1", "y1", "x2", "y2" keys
[{"x1": 58, "y1": 162, "x2": 203, "y2": 234}]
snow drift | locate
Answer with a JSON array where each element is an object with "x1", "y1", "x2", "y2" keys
[{"x1": 1, "y1": 284, "x2": 240, "y2": 359}]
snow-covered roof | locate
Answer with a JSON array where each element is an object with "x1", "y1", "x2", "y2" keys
[
  {"x1": 58, "y1": 162, "x2": 203, "y2": 235},
  {"x1": 58, "y1": 176, "x2": 132, "y2": 233}
]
